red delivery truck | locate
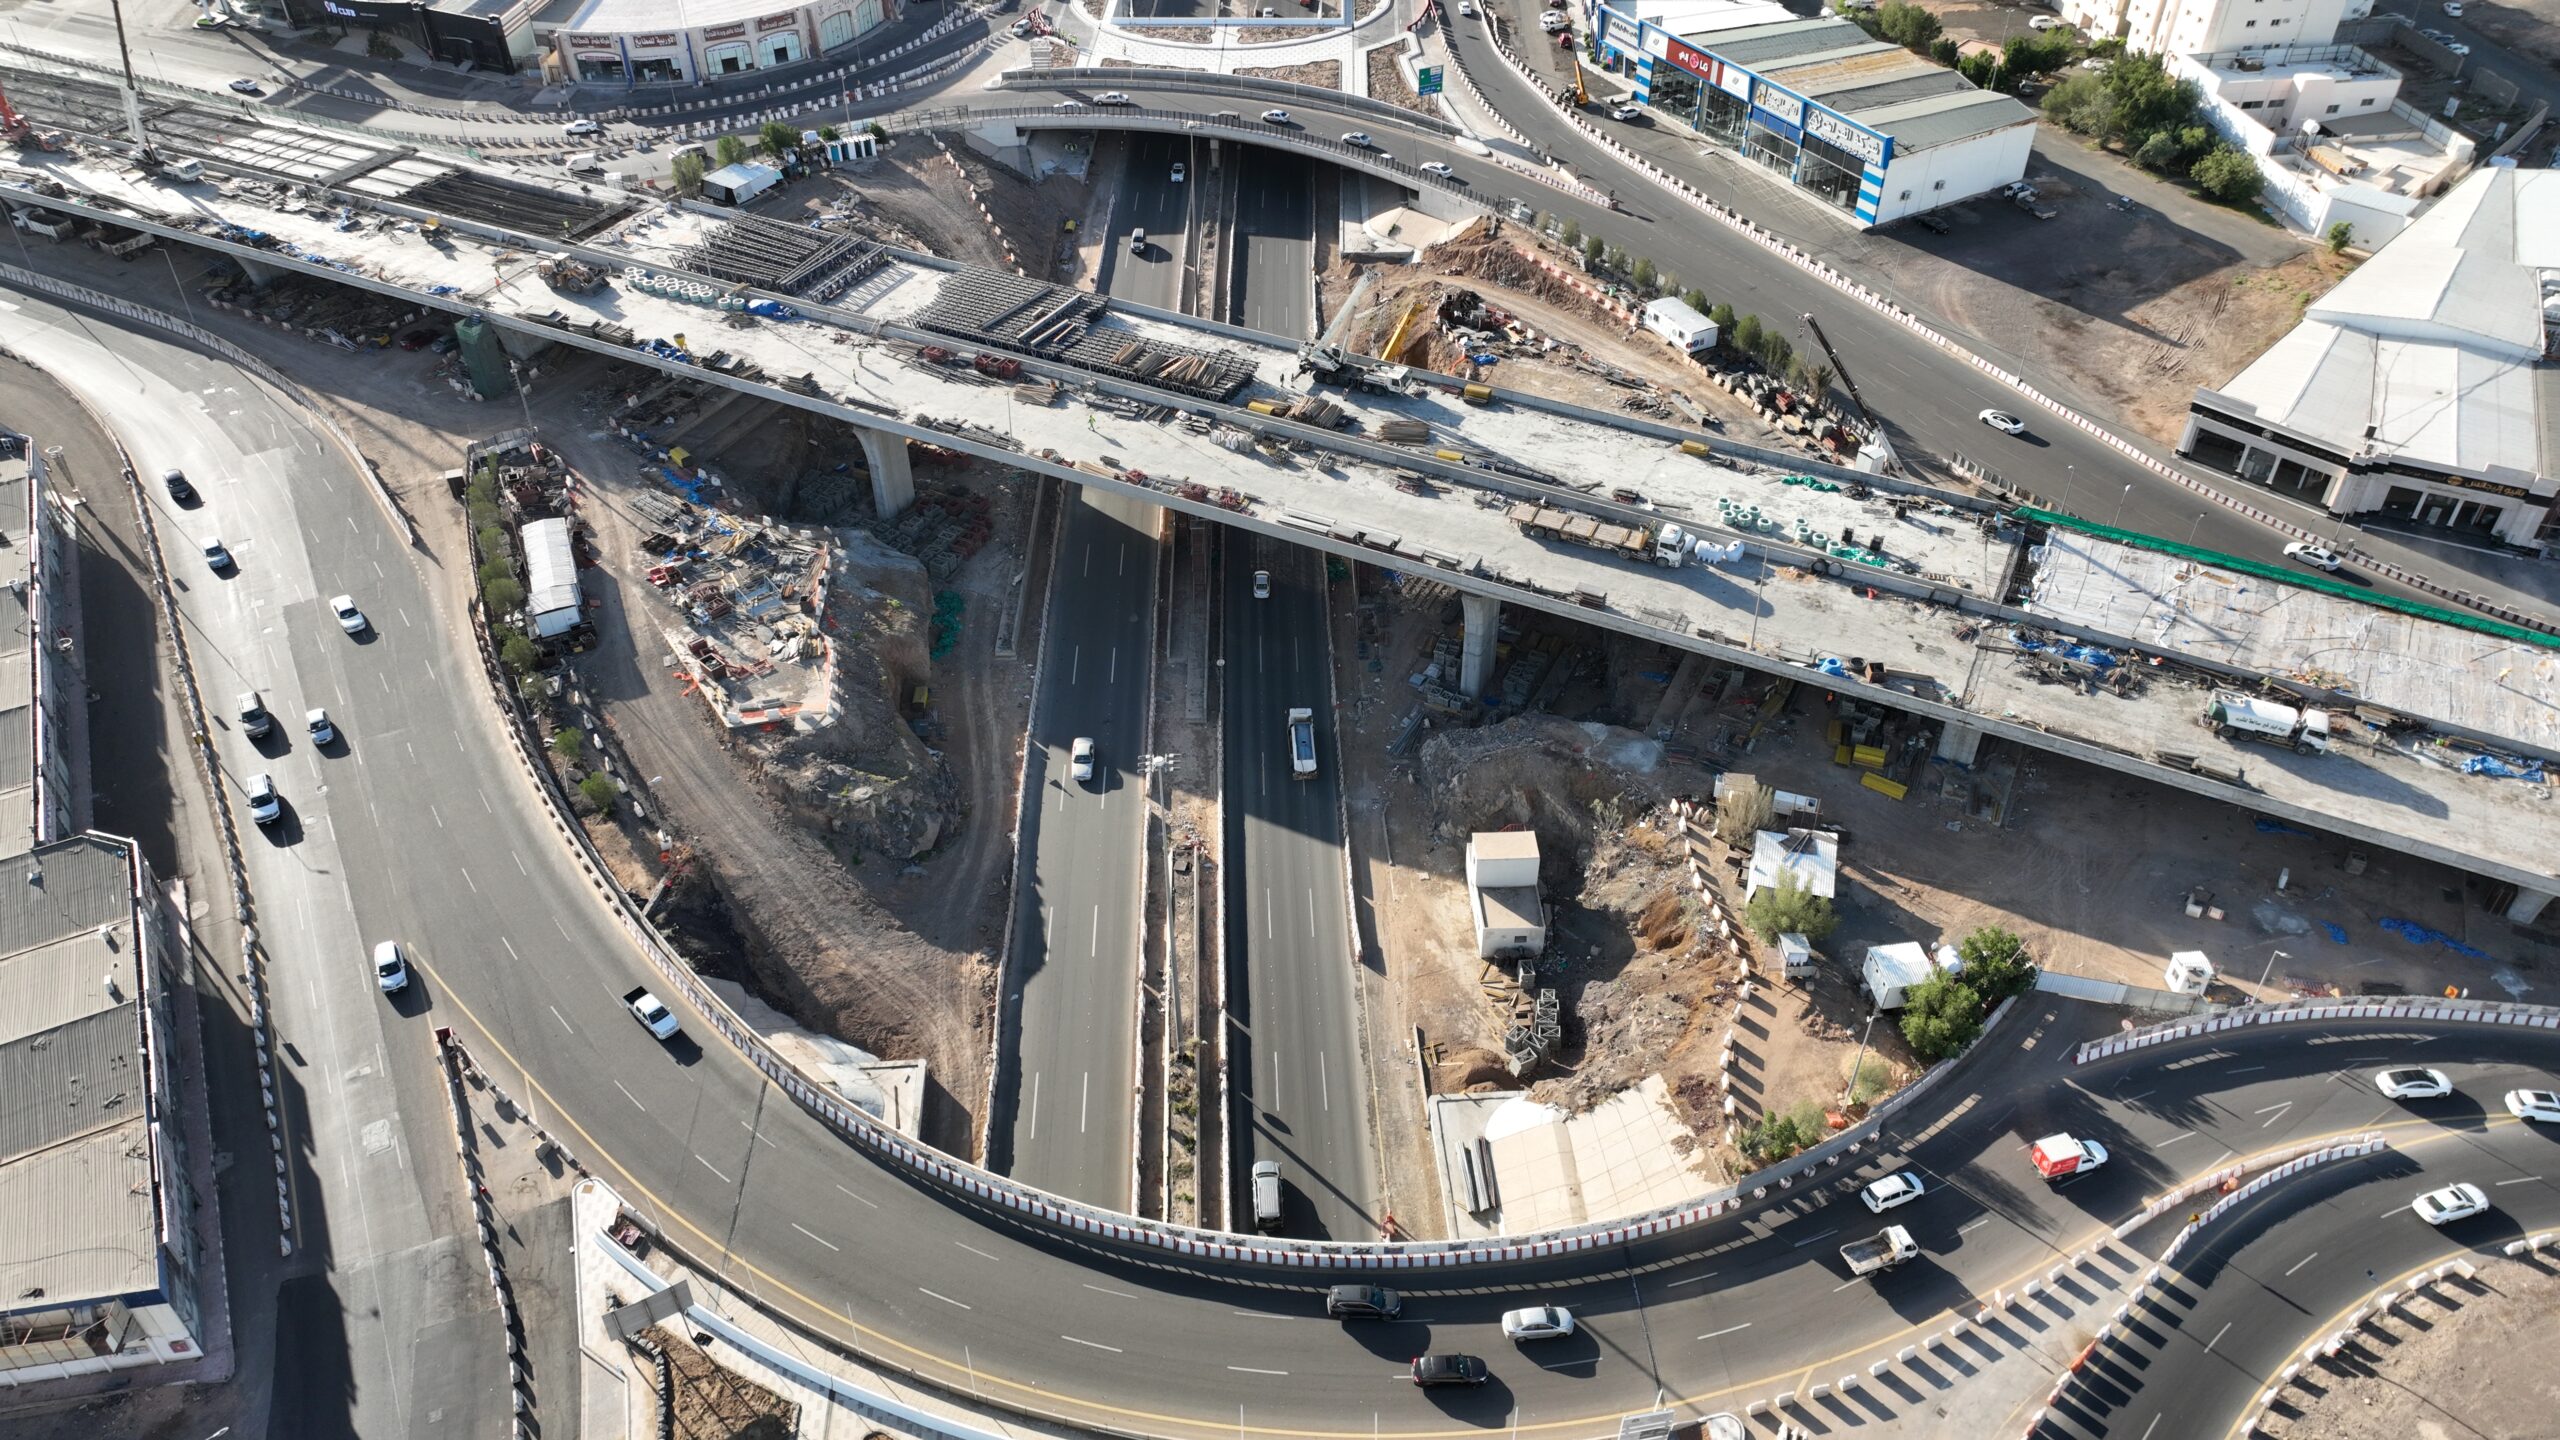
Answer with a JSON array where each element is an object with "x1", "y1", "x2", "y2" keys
[{"x1": 2030, "y1": 1134, "x2": 2109, "y2": 1180}]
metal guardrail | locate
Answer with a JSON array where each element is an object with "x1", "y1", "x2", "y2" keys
[
  {"x1": 2079, "y1": 996, "x2": 2560, "y2": 1065},
  {"x1": 996, "y1": 63, "x2": 1466, "y2": 136}
]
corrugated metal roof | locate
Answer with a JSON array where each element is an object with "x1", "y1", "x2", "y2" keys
[
  {"x1": 1799, "y1": 68, "x2": 1974, "y2": 112},
  {"x1": 521, "y1": 516, "x2": 581, "y2": 628},
  {"x1": 0, "y1": 1120, "x2": 157, "y2": 1310},
  {"x1": 1850, "y1": 89, "x2": 2036, "y2": 151},
  {"x1": 1753, "y1": 44, "x2": 1918, "y2": 91},
  {"x1": 1689, "y1": 16, "x2": 1878, "y2": 66},
  {"x1": 0, "y1": 838, "x2": 132, "y2": 961},
  {"x1": 0, "y1": 1007, "x2": 142, "y2": 1165},
  {"x1": 0, "y1": 924, "x2": 128, "y2": 1049}
]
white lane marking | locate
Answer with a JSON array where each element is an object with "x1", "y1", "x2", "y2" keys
[
  {"x1": 460, "y1": 867, "x2": 478, "y2": 893},
  {"x1": 1306, "y1": 888, "x2": 1314, "y2": 933},
  {"x1": 1698, "y1": 1322, "x2": 1752, "y2": 1341},
  {"x1": 1083, "y1": 1284, "x2": 1140, "y2": 1300},
  {"x1": 1061, "y1": 1334, "x2": 1123, "y2": 1353},
  {"x1": 1109, "y1": 647, "x2": 1117, "y2": 684},
  {"x1": 1788, "y1": 1228, "x2": 1839, "y2": 1248},
  {"x1": 1664, "y1": 1269, "x2": 1719, "y2": 1288},
  {"x1": 1832, "y1": 1276, "x2": 1869, "y2": 1292},
  {"x1": 479, "y1": 791, "x2": 492, "y2": 813},
  {"x1": 1091, "y1": 906, "x2": 1099, "y2": 956},
  {"x1": 2210, "y1": 1149, "x2": 2233, "y2": 1168},
  {"x1": 1081, "y1": 1071, "x2": 1090, "y2": 1134},
  {"x1": 2229, "y1": 1065, "x2": 2265, "y2": 1073},
  {"x1": 1070, "y1": 645, "x2": 1081, "y2": 684},
  {"x1": 2259, "y1": 1101, "x2": 2293, "y2": 1127},
  {"x1": 430, "y1": 803, "x2": 445, "y2": 829},
  {"x1": 397, "y1": 607, "x2": 410, "y2": 629},
  {"x1": 2203, "y1": 1321, "x2": 2233, "y2": 1353},
  {"x1": 1027, "y1": 1072, "x2": 1041, "y2": 1141},
  {"x1": 2141, "y1": 1415, "x2": 2161, "y2": 1440},
  {"x1": 502, "y1": 937, "x2": 520, "y2": 961},
  {"x1": 1957, "y1": 1217, "x2": 1990, "y2": 1235},
  {"x1": 1228, "y1": 1365, "x2": 1289, "y2": 1375},
  {"x1": 2284, "y1": 1252, "x2": 2319, "y2": 1276},
  {"x1": 548, "y1": 1006, "x2": 572, "y2": 1033},
  {"x1": 613, "y1": 1081, "x2": 646, "y2": 1111},
  {"x1": 956, "y1": 1242, "x2": 999, "y2": 1261},
  {"x1": 2117, "y1": 1089, "x2": 2153, "y2": 1102},
  {"x1": 2497, "y1": 1176, "x2": 2542, "y2": 1186},
  {"x1": 919, "y1": 1288, "x2": 972, "y2": 1310},
  {"x1": 835, "y1": 1184, "x2": 877, "y2": 1208},
  {"x1": 2158, "y1": 1130, "x2": 2196, "y2": 1145},
  {"x1": 1320, "y1": 1052, "x2": 1329, "y2": 1113},
  {"x1": 513, "y1": 850, "x2": 527, "y2": 875},
  {"x1": 793, "y1": 1223, "x2": 842, "y2": 1251},
  {"x1": 1266, "y1": 887, "x2": 1274, "y2": 940},
  {"x1": 697, "y1": 1154, "x2": 733, "y2": 1184}
]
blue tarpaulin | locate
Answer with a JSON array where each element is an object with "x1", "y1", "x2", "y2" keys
[
  {"x1": 2459, "y1": 753, "x2": 2546, "y2": 782},
  {"x1": 2378, "y1": 918, "x2": 2489, "y2": 959}
]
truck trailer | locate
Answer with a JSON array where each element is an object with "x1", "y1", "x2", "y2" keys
[
  {"x1": 2202, "y1": 690, "x2": 2330, "y2": 755},
  {"x1": 1507, "y1": 502, "x2": 1700, "y2": 567}
]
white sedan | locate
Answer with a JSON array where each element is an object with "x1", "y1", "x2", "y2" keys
[
  {"x1": 1260, "y1": 108, "x2": 1293, "y2": 125},
  {"x1": 2412, "y1": 1182, "x2": 2488, "y2": 1226},
  {"x1": 2375, "y1": 1066, "x2": 2452, "y2": 1099},
  {"x1": 1499, "y1": 1305, "x2": 1576, "y2": 1340},
  {"x1": 2506, "y1": 1089, "x2": 2560, "y2": 1123},
  {"x1": 1341, "y1": 131, "x2": 1374, "y2": 148},
  {"x1": 330, "y1": 594, "x2": 369, "y2": 635},
  {"x1": 1977, "y1": 408, "x2": 2027, "y2": 435},
  {"x1": 1095, "y1": 91, "x2": 1134, "y2": 105},
  {"x1": 1861, "y1": 1172, "x2": 1927, "y2": 1214},
  {"x1": 1253, "y1": 569, "x2": 1271, "y2": 599},
  {"x1": 564, "y1": 117, "x2": 602, "y2": 137},
  {"x1": 2283, "y1": 541, "x2": 2343, "y2": 571},
  {"x1": 1070, "y1": 736, "x2": 1096, "y2": 785}
]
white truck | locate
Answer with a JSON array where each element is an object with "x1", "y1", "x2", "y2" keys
[
  {"x1": 1507, "y1": 502, "x2": 1703, "y2": 567},
  {"x1": 1288, "y1": 708, "x2": 1318, "y2": 779},
  {"x1": 1839, "y1": 1225, "x2": 1918, "y2": 1277},
  {"x1": 2202, "y1": 690, "x2": 2330, "y2": 755},
  {"x1": 1640, "y1": 296, "x2": 1719, "y2": 355},
  {"x1": 623, "y1": 986, "x2": 682, "y2": 1040}
]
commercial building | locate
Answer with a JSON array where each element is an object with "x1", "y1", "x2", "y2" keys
[
  {"x1": 2181, "y1": 166, "x2": 2560, "y2": 549},
  {"x1": 2172, "y1": 42, "x2": 2470, "y2": 244},
  {"x1": 272, "y1": 0, "x2": 546, "y2": 73},
  {"x1": 534, "y1": 0, "x2": 905, "y2": 85},
  {"x1": 2062, "y1": 0, "x2": 2372, "y2": 57},
  {"x1": 0, "y1": 441, "x2": 213, "y2": 1385},
  {"x1": 1591, "y1": 4, "x2": 2034, "y2": 226},
  {"x1": 1465, "y1": 831, "x2": 1547, "y2": 959}
]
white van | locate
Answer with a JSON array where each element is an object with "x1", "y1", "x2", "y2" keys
[
  {"x1": 1251, "y1": 1160, "x2": 1284, "y2": 1233},
  {"x1": 562, "y1": 151, "x2": 604, "y2": 176}
]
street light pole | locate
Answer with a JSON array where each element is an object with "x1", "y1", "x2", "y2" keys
[
  {"x1": 2257, "y1": 948, "x2": 2288, "y2": 993},
  {"x1": 1843, "y1": 1009, "x2": 1878, "y2": 1106}
]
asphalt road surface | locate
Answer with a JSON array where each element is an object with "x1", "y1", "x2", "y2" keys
[
  {"x1": 1102, "y1": 132, "x2": 1201, "y2": 313},
  {"x1": 1231, "y1": 149, "x2": 1316, "y2": 339},
  {"x1": 25, "y1": 298, "x2": 2560, "y2": 1439},
  {"x1": 990, "y1": 487, "x2": 1162, "y2": 1207},
  {"x1": 1221, "y1": 532, "x2": 1379, "y2": 1242}
]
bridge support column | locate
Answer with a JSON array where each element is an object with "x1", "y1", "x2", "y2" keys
[
  {"x1": 1459, "y1": 593, "x2": 1499, "y2": 699},
  {"x1": 234, "y1": 255, "x2": 283, "y2": 288},
  {"x1": 1935, "y1": 721, "x2": 1984, "y2": 767},
  {"x1": 858, "y1": 426, "x2": 914, "y2": 519},
  {"x1": 2508, "y1": 887, "x2": 2554, "y2": 925}
]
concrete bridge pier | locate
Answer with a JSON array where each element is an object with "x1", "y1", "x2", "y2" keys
[
  {"x1": 1935, "y1": 721, "x2": 1985, "y2": 767},
  {"x1": 858, "y1": 427, "x2": 915, "y2": 518},
  {"x1": 2508, "y1": 887, "x2": 2554, "y2": 925},
  {"x1": 1459, "y1": 593, "x2": 1499, "y2": 698}
]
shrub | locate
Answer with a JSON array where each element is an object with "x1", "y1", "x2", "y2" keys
[
  {"x1": 1758, "y1": 332, "x2": 1794, "y2": 377},
  {"x1": 866, "y1": 120, "x2": 887, "y2": 141},
  {"x1": 578, "y1": 773, "x2": 620, "y2": 814},
  {"x1": 549, "y1": 728, "x2": 583, "y2": 760},
  {"x1": 482, "y1": 576, "x2": 525, "y2": 611},
  {"x1": 1713, "y1": 777, "x2": 1772, "y2": 844},
  {"x1": 2325, "y1": 220, "x2": 2355, "y2": 253},
  {"x1": 2190, "y1": 144, "x2": 2263, "y2": 204},
  {"x1": 1930, "y1": 36, "x2": 1960, "y2": 66},
  {"x1": 1900, "y1": 976, "x2": 1985, "y2": 1060},
  {"x1": 1631, "y1": 256, "x2": 1659, "y2": 292},
  {"x1": 467, "y1": 498, "x2": 502, "y2": 532},
  {"x1": 1731, "y1": 312, "x2": 1764, "y2": 357},
  {"x1": 1580, "y1": 233, "x2": 1606, "y2": 268},
  {"x1": 671, "y1": 152, "x2": 707, "y2": 197},
  {"x1": 1602, "y1": 242, "x2": 1629, "y2": 274},
  {"x1": 1682, "y1": 287, "x2": 1710, "y2": 314},
  {"x1": 479, "y1": 557, "x2": 516, "y2": 590},
  {"x1": 759, "y1": 120, "x2": 800, "y2": 163},
  {"x1": 819, "y1": 124, "x2": 841, "y2": 142},
  {"x1": 476, "y1": 524, "x2": 509, "y2": 559},
  {"x1": 1874, "y1": 0, "x2": 1941, "y2": 52},
  {"x1": 498, "y1": 630, "x2": 539, "y2": 675},
  {"x1": 715, "y1": 134, "x2": 749, "y2": 167},
  {"x1": 1559, "y1": 218, "x2": 1582, "y2": 249},
  {"x1": 1957, "y1": 926, "x2": 2036, "y2": 1002},
  {"x1": 1744, "y1": 871, "x2": 1840, "y2": 944},
  {"x1": 1708, "y1": 301, "x2": 1737, "y2": 334}
]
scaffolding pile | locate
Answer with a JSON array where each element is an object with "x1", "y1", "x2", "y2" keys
[
  {"x1": 916, "y1": 270, "x2": 1255, "y2": 402},
  {"x1": 628, "y1": 490, "x2": 837, "y2": 730},
  {"x1": 677, "y1": 212, "x2": 887, "y2": 300}
]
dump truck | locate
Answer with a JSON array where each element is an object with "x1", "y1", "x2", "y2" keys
[
  {"x1": 2029, "y1": 1133, "x2": 2109, "y2": 1181},
  {"x1": 622, "y1": 986, "x2": 682, "y2": 1040},
  {"x1": 2202, "y1": 690, "x2": 2330, "y2": 755},
  {"x1": 1839, "y1": 1225, "x2": 1918, "y2": 1277},
  {"x1": 1288, "y1": 707, "x2": 1318, "y2": 778},
  {"x1": 1507, "y1": 501, "x2": 1699, "y2": 567}
]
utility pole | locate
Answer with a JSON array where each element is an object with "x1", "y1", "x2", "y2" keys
[{"x1": 108, "y1": 0, "x2": 156, "y2": 165}]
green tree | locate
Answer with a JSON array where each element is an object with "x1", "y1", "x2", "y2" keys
[
  {"x1": 1956, "y1": 926, "x2": 2036, "y2": 1002},
  {"x1": 1631, "y1": 256, "x2": 1659, "y2": 292},
  {"x1": 1581, "y1": 232, "x2": 1606, "y2": 268},
  {"x1": 1900, "y1": 976, "x2": 1985, "y2": 1061},
  {"x1": 2104, "y1": 52, "x2": 2199, "y2": 150},
  {"x1": 578, "y1": 773, "x2": 620, "y2": 814},
  {"x1": 715, "y1": 134, "x2": 749, "y2": 167},
  {"x1": 499, "y1": 630, "x2": 540, "y2": 675},
  {"x1": 479, "y1": 557, "x2": 515, "y2": 590},
  {"x1": 759, "y1": 120, "x2": 801, "y2": 163},
  {"x1": 2325, "y1": 220, "x2": 2355, "y2": 253},
  {"x1": 2040, "y1": 71, "x2": 2120, "y2": 136},
  {"x1": 1731, "y1": 312, "x2": 1764, "y2": 358},
  {"x1": 2002, "y1": 29, "x2": 2073, "y2": 79},
  {"x1": 2190, "y1": 143, "x2": 2263, "y2": 204},
  {"x1": 1757, "y1": 332, "x2": 1793, "y2": 377},
  {"x1": 866, "y1": 120, "x2": 888, "y2": 141},
  {"x1": 549, "y1": 727, "x2": 583, "y2": 761},
  {"x1": 1708, "y1": 301, "x2": 1737, "y2": 334},
  {"x1": 671, "y1": 151, "x2": 707, "y2": 197},
  {"x1": 1874, "y1": 0, "x2": 1941, "y2": 52},
  {"x1": 1682, "y1": 287, "x2": 1710, "y2": 314},
  {"x1": 476, "y1": 524, "x2": 509, "y2": 560},
  {"x1": 1744, "y1": 871, "x2": 1840, "y2": 944},
  {"x1": 1602, "y1": 242, "x2": 1629, "y2": 274},
  {"x1": 1559, "y1": 217, "x2": 1583, "y2": 250},
  {"x1": 1958, "y1": 50, "x2": 2001, "y2": 90},
  {"x1": 2132, "y1": 129, "x2": 2184, "y2": 172},
  {"x1": 1930, "y1": 36, "x2": 1960, "y2": 66},
  {"x1": 483, "y1": 575, "x2": 525, "y2": 612},
  {"x1": 819, "y1": 124, "x2": 841, "y2": 142}
]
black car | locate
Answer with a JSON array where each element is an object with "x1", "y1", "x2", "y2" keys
[
  {"x1": 1324, "y1": 1284, "x2": 1401, "y2": 1320},
  {"x1": 1411, "y1": 1354, "x2": 1489, "y2": 1387},
  {"x1": 163, "y1": 468, "x2": 197, "y2": 504}
]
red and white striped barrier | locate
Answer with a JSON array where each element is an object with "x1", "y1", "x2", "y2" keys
[{"x1": 2078, "y1": 997, "x2": 2560, "y2": 1065}]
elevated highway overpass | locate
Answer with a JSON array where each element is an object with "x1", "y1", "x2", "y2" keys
[{"x1": 2, "y1": 88, "x2": 2549, "y2": 915}]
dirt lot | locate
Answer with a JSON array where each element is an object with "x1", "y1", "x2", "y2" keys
[
  {"x1": 797, "y1": 136, "x2": 1092, "y2": 281},
  {"x1": 1237, "y1": 58, "x2": 1343, "y2": 86},
  {"x1": 1367, "y1": 43, "x2": 1434, "y2": 116},
  {"x1": 2265, "y1": 1256, "x2": 2560, "y2": 1440},
  {"x1": 644, "y1": 1325, "x2": 798, "y2": 1440}
]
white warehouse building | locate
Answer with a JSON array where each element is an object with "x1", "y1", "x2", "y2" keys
[{"x1": 1592, "y1": 5, "x2": 2034, "y2": 226}]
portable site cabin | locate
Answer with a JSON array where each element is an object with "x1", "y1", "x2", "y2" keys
[
  {"x1": 1863, "y1": 941, "x2": 1937, "y2": 1011},
  {"x1": 521, "y1": 517, "x2": 582, "y2": 638}
]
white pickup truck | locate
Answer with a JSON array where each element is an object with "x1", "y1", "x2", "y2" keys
[
  {"x1": 623, "y1": 986, "x2": 682, "y2": 1040},
  {"x1": 1839, "y1": 1225, "x2": 1918, "y2": 1277}
]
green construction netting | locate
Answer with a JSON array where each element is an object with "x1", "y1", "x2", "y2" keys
[{"x1": 2016, "y1": 507, "x2": 2560, "y2": 651}]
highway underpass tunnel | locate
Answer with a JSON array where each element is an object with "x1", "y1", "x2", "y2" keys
[{"x1": 1460, "y1": 592, "x2": 1499, "y2": 697}]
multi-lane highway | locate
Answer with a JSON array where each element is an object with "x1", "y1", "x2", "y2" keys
[
  {"x1": 1231, "y1": 150, "x2": 1317, "y2": 339},
  {"x1": 1102, "y1": 133, "x2": 1204, "y2": 312},
  {"x1": 992, "y1": 487, "x2": 1162, "y2": 1206},
  {"x1": 1221, "y1": 533, "x2": 1379, "y2": 1241}
]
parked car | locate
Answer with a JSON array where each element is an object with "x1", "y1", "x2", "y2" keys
[
  {"x1": 1500, "y1": 1306, "x2": 1575, "y2": 1341},
  {"x1": 2283, "y1": 541, "x2": 2344, "y2": 571},
  {"x1": 1070, "y1": 736, "x2": 1096, "y2": 784},
  {"x1": 1411, "y1": 1354, "x2": 1489, "y2": 1387},
  {"x1": 2375, "y1": 1066, "x2": 2452, "y2": 1099},
  {"x1": 2503, "y1": 1087, "x2": 2560, "y2": 1123},
  {"x1": 1609, "y1": 102, "x2": 1643, "y2": 121},
  {"x1": 1325, "y1": 1284, "x2": 1401, "y2": 1319},
  {"x1": 330, "y1": 594, "x2": 368, "y2": 635},
  {"x1": 244, "y1": 772, "x2": 281, "y2": 826},
  {"x1": 201, "y1": 536, "x2": 234, "y2": 572},
  {"x1": 228, "y1": 78, "x2": 263, "y2": 96},
  {"x1": 1861, "y1": 1171, "x2": 1927, "y2": 1213},
  {"x1": 2445, "y1": 39, "x2": 2470, "y2": 54},
  {"x1": 163, "y1": 468, "x2": 198, "y2": 504},
  {"x1": 2029, "y1": 14, "x2": 2066, "y2": 27},
  {"x1": 1171, "y1": 160, "x2": 1186, "y2": 182},
  {"x1": 2412, "y1": 1181, "x2": 2488, "y2": 1225},
  {"x1": 1977, "y1": 408, "x2": 2027, "y2": 435}
]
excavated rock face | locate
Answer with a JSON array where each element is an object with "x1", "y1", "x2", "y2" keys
[{"x1": 752, "y1": 527, "x2": 957, "y2": 862}]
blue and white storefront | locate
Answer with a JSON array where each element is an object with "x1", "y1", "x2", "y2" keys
[{"x1": 1591, "y1": 6, "x2": 2032, "y2": 228}]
